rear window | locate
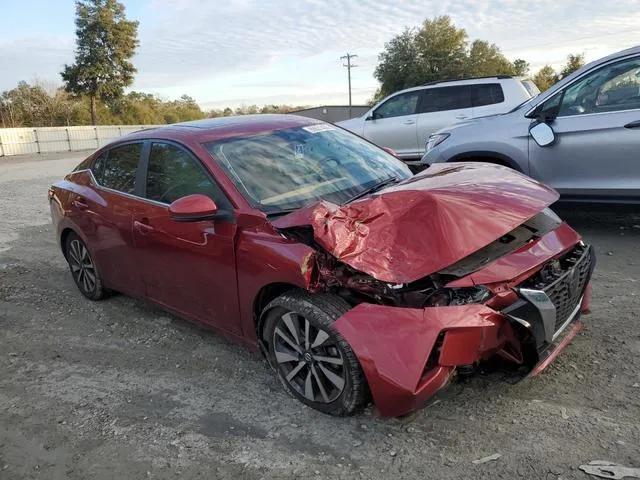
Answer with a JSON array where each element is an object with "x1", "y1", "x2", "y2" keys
[
  {"x1": 100, "y1": 143, "x2": 142, "y2": 194},
  {"x1": 472, "y1": 83, "x2": 505, "y2": 107},
  {"x1": 521, "y1": 79, "x2": 540, "y2": 97},
  {"x1": 420, "y1": 86, "x2": 472, "y2": 113}
]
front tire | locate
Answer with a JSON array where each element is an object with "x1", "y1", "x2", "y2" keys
[
  {"x1": 64, "y1": 232, "x2": 106, "y2": 301},
  {"x1": 262, "y1": 291, "x2": 368, "y2": 416}
]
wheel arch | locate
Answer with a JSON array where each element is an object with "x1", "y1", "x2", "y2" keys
[
  {"x1": 447, "y1": 151, "x2": 522, "y2": 172},
  {"x1": 60, "y1": 227, "x2": 77, "y2": 259},
  {"x1": 253, "y1": 282, "x2": 303, "y2": 344}
]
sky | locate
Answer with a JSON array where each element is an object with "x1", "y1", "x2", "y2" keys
[{"x1": 1, "y1": 0, "x2": 639, "y2": 110}]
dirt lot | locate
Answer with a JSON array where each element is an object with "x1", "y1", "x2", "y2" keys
[{"x1": 1, "y1": 152, "x2": 639, "y2": 480}]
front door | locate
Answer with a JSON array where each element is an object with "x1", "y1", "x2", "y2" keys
[
  {"x1": 363, "y1": 90, "x2": 421, "y2": 157},
  {"x1": 529, "y1": 54, "x2": 640, "y2": 200},
  {"x1": 132, "y1": 141, "x2": 241, "y2": 334}
]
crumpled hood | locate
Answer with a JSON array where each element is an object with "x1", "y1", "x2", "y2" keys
[{"x1": 272, "y1": 163, "x2": 559, "y2": 284}]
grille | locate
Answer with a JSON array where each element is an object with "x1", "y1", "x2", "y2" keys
[{"x1": 522, "y1": 244, "x2": 594, "y2": 331}]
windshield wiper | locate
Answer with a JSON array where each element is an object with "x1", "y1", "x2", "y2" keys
[
  {"x1": 344, "y1": 176, "x2": 399, "y2": 204},
  {"x1": 265, "y1": 207, "x2": 302, "y2": 218}
]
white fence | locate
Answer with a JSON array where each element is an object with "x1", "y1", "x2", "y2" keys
[{"x1": 0, "y1": 125, "x2": 161, "y2": 157}]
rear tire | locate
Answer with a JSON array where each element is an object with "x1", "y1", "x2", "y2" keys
[
  {"x1": 64, "y1": 232, "x2": 106, "y2": 301},
  {"x1": 262, "y1": 291, "x2": 368, "y2": 416}
]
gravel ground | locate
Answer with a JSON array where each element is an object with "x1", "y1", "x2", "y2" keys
[{"x1": 1, "y1": 152, "x2": 639, "y2": 479}]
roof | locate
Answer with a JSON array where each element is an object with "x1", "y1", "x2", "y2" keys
[
  {"x1": 117, "y1": 114, "x2": 322, "y2": 144},
  {"x1": 421, "y1": 75, "x2": 513, "y2": 86}
]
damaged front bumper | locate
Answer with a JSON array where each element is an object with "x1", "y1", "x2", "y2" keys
[{"x1": 334, "y1": 245, "x2": 596, "y2": 417}]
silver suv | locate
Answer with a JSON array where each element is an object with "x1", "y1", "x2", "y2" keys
[
  {"x1": 337, "y1": 76, "x2": 538, "y2": 159},
  {"x1": 422, "y1": 46, "x2": 640, "y2": 203}
]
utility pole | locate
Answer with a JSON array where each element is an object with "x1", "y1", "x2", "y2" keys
[{"x1": 341, "y1": 53, "x2": 358, "y2": 118}]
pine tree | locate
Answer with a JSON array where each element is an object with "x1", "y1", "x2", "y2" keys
[{"x1": 61, "y1": 0, "x2": 139, "y2": 125}]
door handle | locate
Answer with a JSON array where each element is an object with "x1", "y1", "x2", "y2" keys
[
  {"x1": 455, "y1": 115, "x2": 468, "y2": 120},
  {"x1": 403, "y1": 120, "x2": 416, "y2": 125},
  {"x1": 624, "y1": 120, "x2": 640, "y2": 129},
  {"x1": 134, "y1": 219, "x2": 154, "y2": 235},
  {"x1": 72, "y1": 199, "x2": 88, "y2": 210}
]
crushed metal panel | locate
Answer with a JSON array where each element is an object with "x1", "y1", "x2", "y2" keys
[{"x1": 274, "y1": 163, "x2": 559, "y2": 284}]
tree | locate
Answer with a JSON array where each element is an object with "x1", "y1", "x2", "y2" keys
[
  {"x1": 374, "y1": 16, "x2": 519, "y2": 97},
  {"x1": 413, "y1": 16, "x2": 469, "y2": 82},
  {"x1": 532, "y1": 65, "x2": 559, "y2": 91},
  {"x1": 531, "y1": 53, "x2": 585, "y2": 91},
  {"x1": 375, "y1": 18, "x2": 466, "y2": 96},
  {"x1": 465, "y1": 40, "x2": 516, "y2": 77},
  {"x1": 559, "y1": 53, "x2": 585, "y2": 79},
  {"x1": 61, "y1": 0, "x2": 139, "y2": 125},
  {"x1": 512, "y1": 59, "x2": 530, "y2": 77}
]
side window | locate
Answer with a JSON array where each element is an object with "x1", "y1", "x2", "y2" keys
[
  {"x1": 91, "y1": 152, "x2": 106, "y2": 184},
  {"x1": 420, "y1": 86, "x2": 472, "y2": 113},
  {"x1": 559, "y1": 56, "x2": 640, "y2": 117},
  {"x1": 472, "y1": 84, "x2": 505, "y2": 107},
  {"x1": 101, "y1": 143, "x2": 142, "y2": 194},
  {"x1": 374, "y1": 92, "x2": 420, "y2": 119},
  {"x1": 145, "y1": 142, "x2": 229, "y2": 207},
  {"x1": 538, "y1": 91, "x2": 563, "y2": 119}
]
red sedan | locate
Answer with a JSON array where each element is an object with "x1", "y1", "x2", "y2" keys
[{"x1": 49, "y1": 115, "x2": 595, "y2": 417}]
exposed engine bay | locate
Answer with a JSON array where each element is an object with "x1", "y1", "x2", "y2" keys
[{"x1": 279, "y1": 208, "x2": 562, "y2": 310}]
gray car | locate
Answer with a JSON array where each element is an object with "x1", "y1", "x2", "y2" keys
[{"x1": 422, "y1": 45, "x2": 640, "y2": 203}]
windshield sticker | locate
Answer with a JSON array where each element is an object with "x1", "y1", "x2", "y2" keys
[
  {"x1": 295, "y1": 144, "x2": 305, "y2": 158},
  {"x1": 302, "y1": 124, "x2": 336, "y2": 133}
]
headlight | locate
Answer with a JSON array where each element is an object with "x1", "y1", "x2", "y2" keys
[{"x1": 426, "y1": 133, "x2": 450, "y2": 152}]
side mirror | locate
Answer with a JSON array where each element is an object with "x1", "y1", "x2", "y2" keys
[
  {"x1": 382, "y1": 147, "x2": 398, "y2": 157},
  {"x1": 169, "y1": 194, "x2": 219, "y2": 222},
  {"x1": 530, "y1": 122, "x2": 556, "y2": 147},
  {"x1": 366, "y1": 111, "x2": 379, "y2": 121}
]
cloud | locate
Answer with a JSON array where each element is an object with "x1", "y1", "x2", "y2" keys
[
  {"x1": 1, "y1": 0, "x2": 638, "y2": 108},
  {"x1": 0, "y1": 36, "x2": 74, "y2": 90},
  {"x1": 124, "y1": 0, "x2": 640, "y2": 104}
]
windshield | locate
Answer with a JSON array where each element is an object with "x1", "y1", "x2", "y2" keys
[{"x1": 204, "y1": 124, "x2": 412, "y2": 213}]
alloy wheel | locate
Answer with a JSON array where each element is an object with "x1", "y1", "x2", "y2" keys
[
  {"x1": 272, "y1": 311, "x2": 346, "y2": 404},
  {"x1": 68, "y1": 239, "x2": 97, "y2": 294}
]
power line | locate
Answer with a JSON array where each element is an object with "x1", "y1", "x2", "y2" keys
[{"x1": 341, "y1": 53, "x2": 358, "y2": 118}]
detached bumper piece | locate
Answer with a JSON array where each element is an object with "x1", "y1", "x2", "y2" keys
[
  {"x1": 334, "y1": 243, "x2": 595, "y2": 418},
  {"x1": 335, "y1": 304, "x2": 510, "y2": 417}
]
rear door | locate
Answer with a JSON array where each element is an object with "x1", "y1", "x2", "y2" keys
[
  {"x1": 362, "y1": 90, "x2": 421, "y2": 157},
  {"x1": 415, "y1": 85, "x2": 473, "y2": 155},
  {"x1": 529, "y1": 54, "x2": 640, "y2": 200},
  {"x1": 132, "y1": 141, "x2": 242, "y2": 334},
  {"x1": 72, "y1": 142, "x2": 146, "y2": 297}
]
